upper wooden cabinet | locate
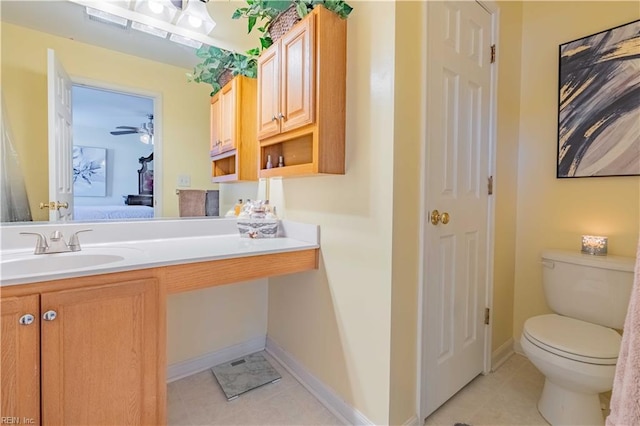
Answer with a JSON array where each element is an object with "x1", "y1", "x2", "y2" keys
[
  {"x1": 210, "y1": 79, "x2": 237, "y2": 157},
  {"x1": 210, "y1": 92, "x2": 222, "y2": 155},
  {"x1": 210, "y1": 76, "x2": 258, "y2": 182},
  {"x1": 257, "y1": 6, "x2": 347, "y2": 178},
  {"x1": 258, "y1": 16, "x2": 314, "y2": 139}
]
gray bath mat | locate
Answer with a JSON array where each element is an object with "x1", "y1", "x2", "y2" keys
[{"x1": 211, "y1": 352, "x2": 281, "y2": 400}]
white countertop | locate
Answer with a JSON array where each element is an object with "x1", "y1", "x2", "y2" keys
[{"x1": 0, "y1": 219, "x2": 319, "y2": 287}]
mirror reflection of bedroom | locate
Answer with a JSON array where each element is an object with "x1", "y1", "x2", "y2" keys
[{"x1": 72, "y1": 85, "x2": 155, "y2": 221}]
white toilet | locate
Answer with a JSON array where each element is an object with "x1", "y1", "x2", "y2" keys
[{"x1": 521, "y1": 249, "x2": 635, "y2": 426}]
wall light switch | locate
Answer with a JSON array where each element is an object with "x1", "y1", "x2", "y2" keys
[{"x1": 177, "y1": 174, "x2": 191, "y2": 187}]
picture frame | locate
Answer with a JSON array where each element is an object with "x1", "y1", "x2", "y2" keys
[
  {"x1": 73, "y1": 146, "x2": 107, "y2": 196},
  {"x1": 557, "y1": 19, "x2": 639, "y2": 178}
]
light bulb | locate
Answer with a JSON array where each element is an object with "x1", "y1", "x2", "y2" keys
[
  {"x1": 140, "y1": 134, "x2": 151, "y2": 144},
  {"x1": 148, "y1": 1, "x2": 164, "y2": 14},
  {"x1": 187, "y1": 15, "x2": 202, "y2": 28}
]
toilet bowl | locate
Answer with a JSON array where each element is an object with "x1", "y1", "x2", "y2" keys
[
  {"x1": 521, "y1": 314, "x2": 620, "y2": 425},
  {"x1": 521, "y1": 250, "x2": 634, "y2": 426}
]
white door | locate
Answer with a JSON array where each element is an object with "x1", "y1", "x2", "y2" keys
[
  {"x1": 47, "y1": 49, "x2": 74, "y2": 221},
  {"x1": 422, "y1": 0, "x2": 493, "y2": 417}
]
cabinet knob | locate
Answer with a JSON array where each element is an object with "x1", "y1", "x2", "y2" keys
[
  {"x1": 42, "y1": 310, "x2": 57, "y2": 321},
  {"x1": 19, "y1": 314, "x2": 35, "y2": 325},
  {"x1": 278, "y1": 112, "x2": 285, "y2": 120},
  {"x1": 271, "y1": 115, "x2": 277, "y2": 122}
]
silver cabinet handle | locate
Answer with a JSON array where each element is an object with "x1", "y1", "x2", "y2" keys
[
  {"x1": 42, "y1": 310, "x2": 57, "y2": 321},
  {"x1": 271, "y1": 115, "x2": 277, "y2": 121},
  {"x1": 278, "y1": 112, "x2": 285, "y2": 120},
  {"x1": 19, "y1": 314, "x2": 35, "y2": 325}
]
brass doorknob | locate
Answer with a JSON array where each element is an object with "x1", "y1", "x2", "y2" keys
[
  {"x1": 430, "y1": 210, "x2": 451, "y2": 225},
  {"x1": 430, "y1": 210, "x2": 440, "y2": 225},
  {"x1": 40, "y1": 201, "x2": 69, "y2": 211},
  {"x1": 441, "y1": 212, "x2": 450, "y2": 224}
]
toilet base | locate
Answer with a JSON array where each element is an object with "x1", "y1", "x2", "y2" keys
[{"x1": 538, "y1": 379, "x2": 604, "y2": 426}]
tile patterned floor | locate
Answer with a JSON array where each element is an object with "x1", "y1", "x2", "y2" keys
[
  {"x1": 168, "y1": 352, "x2": 610, "y2": 426},
  {"x1": 425, "y1": 353, "x2": 611, "y2": 426},
  {"x1": 167, "y1": 351, "x2": 342, "y2": 425},
  {"x1": 425, "y1": 353, "x2": 549, "y2": 426}
]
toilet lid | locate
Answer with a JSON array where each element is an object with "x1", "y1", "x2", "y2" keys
[{"x1": 523, "y1": 314, "x2": 621, "y2": 365}]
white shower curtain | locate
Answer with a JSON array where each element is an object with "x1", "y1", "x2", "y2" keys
[{"x1": 1, "y1": 90, "x2": 32, "y2": 222}]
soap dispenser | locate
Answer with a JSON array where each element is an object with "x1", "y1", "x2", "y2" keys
[{"x1": 234, "y1": 199, "x2": 243, "y2": 216}]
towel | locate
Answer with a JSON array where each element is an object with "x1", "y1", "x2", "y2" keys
[
  {"x1": 205, "y1": 190, "x2": 219, "y2": 216},
  {"x1": 606, "y1": 238, "x2": 640, "y2": 426},
  {"x1": 178, "y1": 190, "x2": 206, "y2": 217}
]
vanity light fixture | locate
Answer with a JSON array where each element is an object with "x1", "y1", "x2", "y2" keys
[
  {"x1": 148, "y1": 1, "x2": 165, "y2": 14},
  {"x1": 169, "y1": 33, "x2": 203, "y2": 49},
  {"x1": 75, "y1": 0, "x2": 216, "y2": 48},
  {"x1": 133, "y1": 0, "x2": 178, "y2": 23},
  {"x1": 581, "y1": 235, "x2": 608, "y2": 256},
  {"x1": 175, "y1": 0, "x2": 216, "y2": 34},
  {"x1": 85, "y1": 7, "x2": 129, "y2": 29},
  {"x1": 131, "y1": 21, "x2": 169, "y2": 38}
]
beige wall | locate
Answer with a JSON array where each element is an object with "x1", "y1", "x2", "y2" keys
[
  {"x1": 513, "y1": 1, "x2": 640, "y2": 346},
  {"x1": 266, "y1": 2, "x2": 397, "y2": 424},
  {"x1": 389, "y1": 1, "x2": 424, "y2": 424},
  {"x1": 167, "y1": 280, "x2": 267, "y2": 364},
  {"x1": 492, "y1": 1, "x2": 523, "y2": 354},
  {"x1": 0, "y1": 23, "x2": 214, "y2": 220}
]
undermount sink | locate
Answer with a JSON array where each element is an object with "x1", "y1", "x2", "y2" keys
[{"x1": 1, "y1": 247, "x2": 145, "y2": 281}]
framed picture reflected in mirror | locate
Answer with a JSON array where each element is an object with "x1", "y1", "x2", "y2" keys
[{"x1": 73, "y1": 146, "x2": 107, "y2": 196}]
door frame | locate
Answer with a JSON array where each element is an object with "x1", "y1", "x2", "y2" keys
[
  {"x1": 68, "y1": 76, "x2": 163, "y2": 217},
  {"x1": 416, "y1": 0, "x2": 500, "y2": 421}
]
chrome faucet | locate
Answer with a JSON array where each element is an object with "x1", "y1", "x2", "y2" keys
[{"x1": 20, "y1": 229, "x2": 92, "y2": 254}]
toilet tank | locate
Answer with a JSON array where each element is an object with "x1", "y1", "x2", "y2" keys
[{"x1": 541, "y1": 250, "x2": 635, "y2": 329}]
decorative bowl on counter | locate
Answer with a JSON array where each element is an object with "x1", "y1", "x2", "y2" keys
[{"x1": 237, "y1": 219, "x2": 279, "y2": 239}]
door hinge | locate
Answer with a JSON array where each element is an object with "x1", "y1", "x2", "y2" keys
[
  {"x1": 484, "y1": 307, "x2": 490, "y2": 325},
  {"x1": 490, "y1": 44, "x2": 496, "y2": 63},
  {"x1": 487, "y1": 176, "x2": 493, "y2": 195}
]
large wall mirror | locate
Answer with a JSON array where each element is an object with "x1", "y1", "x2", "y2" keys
[{"x1": 0, "y1": 0, "x2": 257, "y2": 223}]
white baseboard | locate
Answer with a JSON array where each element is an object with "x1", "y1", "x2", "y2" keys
[
  {"x1": 167, "y1": 335, "x2": 266, "y2": 382},
  {"x1": 265, "y1": 337, "x2": 375, "y2": 426},
  {"x1": 513, "y1": 337, "x2": 524, "y2": 356},
  {"x1": 402, "y1": 415, "x2": 419, "y2": 426},
  {"x1": 491, "y1": 337, "x2": 514, "y2": 371}
]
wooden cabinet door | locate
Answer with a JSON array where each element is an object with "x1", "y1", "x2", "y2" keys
[
  {"x1": 1, "y1": 295, "x2": 40, "y2": 425},
  {"x1": 280, "y1": 15, "x2": 315, "y2": 133},
  {"x1": 219, "y1": 79, "x2": 237, "y2": 154},
  {"x1": 41, "y1": 279, "x2": 161, "y2": 426},
  {"x1": 210, "y1": 92, "x2": 222, "y2": 156},
  {"x1": 257, "y1": 45, "x2": 282, "y2": 139}
]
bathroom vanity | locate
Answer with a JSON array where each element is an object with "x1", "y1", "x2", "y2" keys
[{"x1": 0, "y1": 219, "x2": 319, "y2": 425}]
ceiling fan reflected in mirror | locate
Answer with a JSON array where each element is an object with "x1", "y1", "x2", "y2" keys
[{"x1": 110, "y1": 114, "x2": 154, "y2": 144}]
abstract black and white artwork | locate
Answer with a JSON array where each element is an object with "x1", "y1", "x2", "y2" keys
[
  {"x1": 73, "y1": 146, "x2": 107, "y2": 196},
  {"x1": 557, "y1": 20, "x2": 639, "y2": 178}
]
